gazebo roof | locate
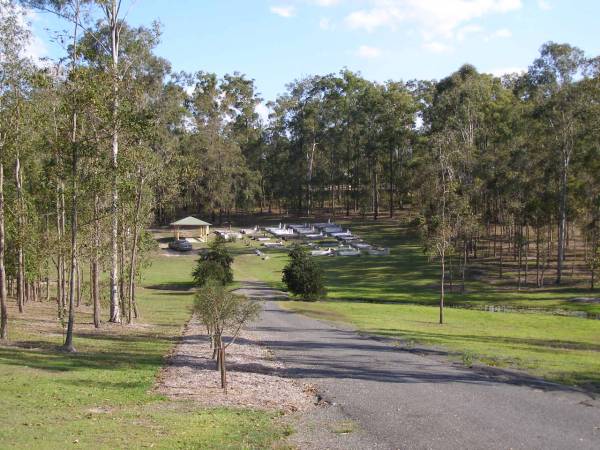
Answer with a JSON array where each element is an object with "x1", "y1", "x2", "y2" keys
[{"x1": 170, "y1": 216, "x2": 211, "y2": 227}]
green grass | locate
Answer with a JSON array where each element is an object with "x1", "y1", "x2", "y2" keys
[
  {"x1": 0, "y1": 253, "x2": 288, "y2": 449},
  {"x1": 232, "y1": 251, "x2": 289, "y2": 290},
  {"x1": 231, "y1": 220, "x2": 600, "y2": 315},
  {"x1": 309, "y1": 221, "x2": 600, "y2": 316},
  {"x1": 281, "y1": 301, "x2": 600, "y2": 390}
]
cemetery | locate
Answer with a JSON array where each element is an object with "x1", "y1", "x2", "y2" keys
[{"x1": 263, "y1": 220, "x2": 390, "y2": 257}]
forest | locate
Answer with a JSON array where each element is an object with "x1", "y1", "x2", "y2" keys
[{"x1": 1, "y1": 0, "x2": 600, "y2": 346}]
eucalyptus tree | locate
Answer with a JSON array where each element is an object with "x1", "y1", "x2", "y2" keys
[
  {"x1": 77, "y1": 14, "x2": 164, "y2": 324},
  {"x1": 577, "y1": 65, "x2": 600, "y2": 289},
  {"x1": 339, "y1": 70, "x2": 371, "y2": 215},
  {"x1": 221, "y1": 73, "x2": 263, "y2": 210},
  {"x1": 283, "y1": 75, "x2": 328, "y2": 214},
  {"x1": 416, "y1": 130, "x2": 462, "y2": 324},
  {"x1": 102, "y1": 0, "x2": 127, "y2": 323},
  {"x1": 115, "y1": 25, "x2": 172, "y2": 323},
  {"x1": 0, "y1": 0, "x2": 36, "y2": 338},
  {"x1": 423, "y1": 66, "x2": 496, "y2": 285},
  {"x1": 147, "y1": 76, "x2": 188, "y2": 224},
  {"x1": 184, "y1": 71, "x2": 259, "y2": 221},
  {"x1": 527, "y1": 42, "x2": 587, "y2": 284},
  {"x1": 379, "y1": 81, "x2": 417, "y2": 217}
]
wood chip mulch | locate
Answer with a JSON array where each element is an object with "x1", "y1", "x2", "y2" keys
[{"x1": 155, "y1": 316, "x2": 316, "y2": 412}]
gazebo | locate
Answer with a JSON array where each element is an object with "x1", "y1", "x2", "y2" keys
[{"x1": 170, "y1": 216, "x2": 211, "y2": 242}]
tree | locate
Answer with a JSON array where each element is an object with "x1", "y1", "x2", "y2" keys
[
  {"x1": 528, "y1": 42, "x2": 587, "y2": 284},
  {"x1": 282, "y1": 245, "x2": 326, "y2": 301},
  {"x1": 417, "y1": 131, "x2": 462, "y2": 324},
  {"x1": 194, "y1": 281, "x2": 260, "y2": 393},
  {"x1": 0, "y1": 0, "x2": 36, "y2": 339},
  {"x1": 192, "y1": 237, "x2": 233, "y2": 287}
]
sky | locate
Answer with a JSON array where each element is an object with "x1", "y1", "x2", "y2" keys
[{"x1": 25, "y1": 0, "x2": 600, "y2": 111}]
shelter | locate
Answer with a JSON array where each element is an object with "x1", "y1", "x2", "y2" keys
[{"x1": 170, "y1": 216, "x2": 211, "y2": 242}]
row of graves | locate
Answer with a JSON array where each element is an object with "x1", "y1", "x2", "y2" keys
[
  {"x1": 214, "y1": 229, "x2": 243, "y2": 241},
  {"x1": 260, "y1": 221, "x2": 390, "y2": 257}
]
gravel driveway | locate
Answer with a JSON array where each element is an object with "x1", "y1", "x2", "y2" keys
[{"x1": 249, "y1": 287, "x2": 600, "y2": 450}]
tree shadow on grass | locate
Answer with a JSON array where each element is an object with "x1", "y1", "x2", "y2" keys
[
  {"x1": 73, "y1": 331, "x2": 180, "y2": 344},
  {"x1": 146, "y1": 281, "x2": 196, "y2": 291},
  {"x1": 0, "y1": 342, "x2": 167, "y2": 373}
]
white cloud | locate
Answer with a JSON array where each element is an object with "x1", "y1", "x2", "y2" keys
[
  {"x1": 422, "y1": 41, "x2": 452, "y2": 53},
  {"x1": 537, "y1": 0, "x2": 551, "y2": 10},
  {"x1": 492, "y1": 28, "x2": 512, "y2": 38},
  {"x1": 313, "y1": 0, "x2": 342, "y2": 6},
  {"x1": 483, "y1": 28, "x2": 512, "y2": 41},
  {"x1": 345, "y1": 9, "x2": 393, "y2": 33},
  {"x1": 270, "y1": 5, "x2": 296, "y2": 18},
  {"x1": 456, "y1": 24, "x2": 483, "y2": 41},
  {"x1": 487, "y1": 66, "x2": 525, "y2": 77},
  {"x1": 355, "y1": 44, "x2": 382, "y2": 58},
  {"x1": 344, "y1": 0, "x2": 522, "y2": 40},
  {"x1": 319, "y1": 17, "x2": 333, "y2": 30}
]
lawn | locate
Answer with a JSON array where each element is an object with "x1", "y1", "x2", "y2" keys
[
  {"x1": 231, "y1": 220, "x2": 600, "y2": 316},
  {"x1": 0, "y1": 253, "x2": 289, "y2": 449},
  {"x1": 232, "y1": 251, "x2": 288, "y2": 290},
  {"x1": 316, "y1": 220, "x2": 600, "y2": 316}
]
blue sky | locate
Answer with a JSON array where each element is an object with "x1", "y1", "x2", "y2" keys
[{"x1": 29, "y1": 0, "x2": 600, "y2": 106}]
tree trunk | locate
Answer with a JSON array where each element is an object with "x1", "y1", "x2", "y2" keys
[
  {"x1": 517, "y1": 235, "x2": 522, "y2": 291},
  {"x1": 440, "y1": 251, "x2": 445, "y2": 325},
  {"x1": 306, "y1": 139, "x2": 317, "y2": 216},
  {"x1": 462, "y1": 239, "x2": 467, "y2": 293},
  {"x1": 119, "y1": 217, "x2": 126, "y2": 317},
  {"x1": 128, "y1": 173, "x2": 144, "y2": 324},
  {"x1": 63, "y1": 49, "x2": 80, "y2": 352},
  {"x1": 92, "y1": 194, "x2": 100, "y2": 328},
  {"x1": 389, "y1": 148, "x2": 394, "y2": 218},
  {"x1": 15, "y1": 155, "x2": 24, "y2": 313},
  {"x1": 76, "y1": 260, "x2": 82, "y2": 307},
  {"x1": 56, "y1": 188, "x2": 63, "y2": 316},
  {"x1": 0, "y1": 163, "x2": 7, "y2": 340},
  {"x1": 556, "y1": 164, "x2": 567, "y2": 284},
  {"x1": 63, "y1": 159, "x2": 77, "y2": 352},
  {"x1": 220, "y1": 345, "x2": 227, "y2": 394},
  {"x1": 524, "y1": 226, "x2": 529, "y2": 287},
  {"x1": 108, "y1": 1, "x2": 121, "y2": 323},
  {"x1": 536, "y1": 225, "x2": 541, "y2": 287}
]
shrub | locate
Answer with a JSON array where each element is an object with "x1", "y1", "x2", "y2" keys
[
  {"x1": 193, "y1": 238, "x2": 234, "y2": 286},
  {"x1": 282, "y1": 245, "x2": 326, "y2": 301}
]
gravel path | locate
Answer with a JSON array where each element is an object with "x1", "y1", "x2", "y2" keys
[
  {"x1": 155, "y1": 315, "x2": 314, "y2": 412},
  {"x1": 248, "y1": 284, "x2": 600, "y2": 450}
]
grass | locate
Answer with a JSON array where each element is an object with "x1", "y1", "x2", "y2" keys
[
  {"x1": 316, "y1": 221, "x2": 600, "y2": 316},
  {"x1": 281, "y1": 301, "x2": 600, "y2": 390},
  {"x1": 232, "y1": 251, "x2": 288, "y2": 289},
  {"x1": 231, "y1": 220, "x2": 600, "y2": 315},
  {"x1": 0, "y1": 252, "x2": 289, "y2": 449}
]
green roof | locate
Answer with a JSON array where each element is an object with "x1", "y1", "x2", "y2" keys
[{"x1": 170, "y1": 216, "x2": 211, "y2": 227}]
